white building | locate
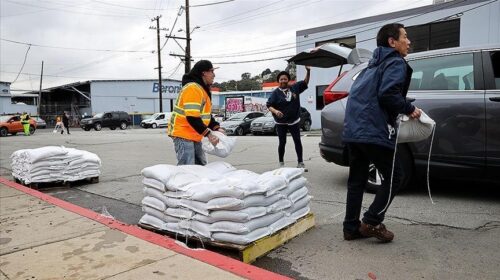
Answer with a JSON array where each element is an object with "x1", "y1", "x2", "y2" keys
[
  {"x1": 0, "y1": 81, "x2": 37, "y2": 115},
  {"x1": 295, "y1": 0, "x2": 500, "y2": 129}
]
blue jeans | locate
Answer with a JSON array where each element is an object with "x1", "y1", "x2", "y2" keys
[
  {"x1": 172, "y1": 137, "x2": 206, "y2": 166},
  {"x1": 343, "y1": 143, "x2": 401, "y2": 233}
]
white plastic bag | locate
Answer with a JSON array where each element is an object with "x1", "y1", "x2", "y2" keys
[
  {"x1": 397, "y1": 110, "x2": 435, "y2": 143},
  {"x1": 202, "y1": 130, "x2": 236, "y2": 158}
]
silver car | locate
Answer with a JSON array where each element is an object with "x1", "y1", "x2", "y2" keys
[{"x1": 291, "y1": 44, "x2": 500, "y2": 191}]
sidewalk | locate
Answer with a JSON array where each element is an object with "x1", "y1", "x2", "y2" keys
[{"x1": 0, "y1": 177, "x2": 290, "y2": 280}]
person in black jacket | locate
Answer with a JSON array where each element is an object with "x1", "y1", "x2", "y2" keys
[
  {"x1": 61, "y1": 111, "x2": 70, "y2": 134},
  {"x1": 267, "y1": 66, "x2": 310, "y2": 171},
  {"x1": 342, "y1": 23, "x2": 421, "y2": 242}
]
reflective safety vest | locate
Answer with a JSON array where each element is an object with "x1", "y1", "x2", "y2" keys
[{"x1": 168, "y1": 82, "x2": 212, "y2": 142}]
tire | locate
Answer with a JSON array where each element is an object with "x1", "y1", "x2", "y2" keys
[
  {"x1": 84, "y1": 128, "x2": 91, "y2": 131},
  {"x1": 120, "y1": 122, "x2": 127, "y2": 130},
  {"x1": 365, "y1": 145, "x2": 414, "y2": 193},
  {"x1": 302, "y1": 120, "x2": 311, "y2": 131},
  {"x1": 235, "y1": 126, "x2": 244, "y2": 136},
  {"x1": 11, "y1": 132, "x2": 17, "y2": 136},
  {"x1": 94, "y1": 123, "x2": 102, "y2": 131},
  {"x1": 0, "y1": 128, "x2": 7, "y2": 137},
  {"x1": 151, "y1": 123, "x2": 157, "y2": 129},
  {"x1": 29, "y1": 126, "x2": 35, "y2": 135},
  {"x1": 110, "y1": 127, "x2": 116, "y2": 130}
]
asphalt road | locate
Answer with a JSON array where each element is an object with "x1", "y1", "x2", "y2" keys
[{"x1": 1, "y1": 128, "x2": 499, "y2": 280}]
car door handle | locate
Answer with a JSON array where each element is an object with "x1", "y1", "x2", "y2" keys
[{"x1": 489, "y1": 97, "x2": 500, "y2": 102}]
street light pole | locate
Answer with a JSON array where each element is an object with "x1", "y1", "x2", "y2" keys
[
  {"x1": 151, "y1": 16, "x2": 163, "y2": 112},
  {"x1": 185, "y1": 0, "x2": 191, "y2": 73}
]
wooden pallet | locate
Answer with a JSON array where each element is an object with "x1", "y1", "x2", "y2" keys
[
  {"x1": 139, "y1": 212, "x2": 316, "y2": 263},
  {"x1": 13, "y1": 176, "x2": 99, "y2": 189}
]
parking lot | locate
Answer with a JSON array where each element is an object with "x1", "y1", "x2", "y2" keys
[{"x1": 1, "y1": 128, "x2": 499, "y2": 279}]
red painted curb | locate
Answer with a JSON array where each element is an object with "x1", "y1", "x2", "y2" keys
[{"x1": 0, "y1": 177, "x2": 291, "y2": 280}]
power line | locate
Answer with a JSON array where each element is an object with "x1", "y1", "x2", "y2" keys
[
  {"x1": 0, "y1": 38, "x2": 154, "y2": 53},
  {"x1": 11, "y1": 45, "x2": 31, "y2": 84},
  {"x1": 190, "y1": 0, "x2": 235, "y2": 8},
  {"x1": 89, "y1": 0, "x2": 177, "y2": 11}
]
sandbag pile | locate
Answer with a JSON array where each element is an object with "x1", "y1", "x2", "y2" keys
[
  {"x1": 11, "y1": 146, "x2": 101, "y2": 184},
  {"x1": 139, "y1": 161, "x2": 312, "y2": 245}
]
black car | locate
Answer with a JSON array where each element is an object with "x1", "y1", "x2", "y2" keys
[
  {"x1": 220, "y1": 111, "x2": 265, "y2": 136},
  {"x1": 80, "y1": 111, "x2": 131, "y2": 131},
  {"x1": 250, "y1": 107, "x2": 312, "y2": 135},
  {"x1": 290, "y1": 43, "x2": 500, "y2": 191}
]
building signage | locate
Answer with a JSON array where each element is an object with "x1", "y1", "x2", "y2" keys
[
  {"x1": 152, "y1": 82, "x2": 181, "y2": 99},
  {"x1": 225, "y1": 96, "x2": 244, "y2": 119}
]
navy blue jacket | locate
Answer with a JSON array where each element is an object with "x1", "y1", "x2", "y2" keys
[
  {"x1": 266, "y1": 81, "x2": 308, "y2": 124},
  {"x1": 342, "y1": 47, "x2": 414, "y2": 149}
]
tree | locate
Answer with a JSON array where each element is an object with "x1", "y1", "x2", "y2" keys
[{"x1": 241, "y1": 72, "x2": 251, "y2": 80}]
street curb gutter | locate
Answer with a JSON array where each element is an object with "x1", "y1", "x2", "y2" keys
[{"x1": 0, "y1": 177, "x2": 291, "y2": 280}]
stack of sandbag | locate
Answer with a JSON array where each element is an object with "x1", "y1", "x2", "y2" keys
[
  {"x1": 10, "y1": 146, "x2": 101, "y2": 184},
  {"x1": 139, "y1": 161, "x2": 312, "y2": 245}
]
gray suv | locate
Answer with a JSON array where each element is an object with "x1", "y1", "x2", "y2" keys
[{"x1": 291, "y1": 44, "x2": 500, "y2": 191}]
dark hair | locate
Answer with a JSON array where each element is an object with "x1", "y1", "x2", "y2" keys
[
  {"x1": 276, "y1": 71, "x2": 291, "y2": 82},
  {"x1": 181, "y1": 59, "x2": 215, "y2": 96},
  {"x1": 376, "y1": 23, "x2": 405, "y2": 47}
]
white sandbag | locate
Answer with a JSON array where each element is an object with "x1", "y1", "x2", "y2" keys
[
  {"x1": 280, "y1": 177, "x2": 307, "y2": 197},
  {"x1": 142, "y1": 205, "x2": 180, "y2": 223},
  {"x1": 257, "y1": 173, "x2": 287, "y2": 196},
  {"x1": 11, "y1": 146, "x2": 68, "y2": 163},
  {"x1": 143, "y1": 187, "x2": 165, "y2": 201},
  {"x1": 179, "y1": 220, "x2": 212, "y2": 239},
  {"x1": 141, "y1": 164, "x2": 182, "y2": 185},
  {"x1": 179, "y1": 199, "x2": 210, "y2": 216},
  {"x1": 178, "y1": 165, "x2": 223, "y2": 181},
  {"x1": 202, "y1": 130, "x2": 236, "y2": 158},
  {"x1": 166, "y1": 179, "x2": 246, "y2": 202},
  {"x1": 139, "y1": 214, "x2": 167, "y2": 230},
  {"x1": 141, "y1": 196, "x2": 167, "y2": 212},
  {"x1": 227, "y1": 178, "x2": 267, "y2": 195},
  {"x1": 224, "y1": 169, "x2": 260, "y2": 181},
  {"x1": 211, "y1": 227, "x2": 270, "y2": 245},
  {"x1": 290, "y1": 206, "x2": 310, "y2": 220},
  {"x1": 163, "y1": 197, "x2": 182, "y2": 208},
  {"x1": 142, "y1": 177, "x2": 166, "y2": 192},
  {"x1": 288, "y1": 186, "x2": 309, "y2": 203},
  {"x1": 193, "y1": 207, "x2": 268, "y2": 223},
  {"x1": 205, "y1": 161, "x2": 237, "y2": 174},
  {"x1": 397, "y1": 110, "x2": 436, "y2": 143},
  {"x1": 166, "y1": 173, "x2": 205, "y2": 191},
  {"x1": 166, "y1": 207, "x2": 194, "y2": 219},
  {"x1": 205, "y1": 197, "x2": 244, "y2": 210},
  {"x1": 269, "y1": 216, "x2": 295, "y2": 233},
  {"x1": 210, "y1": 212, "x2": 284, "y2": 234},
  {"x1": 207, "y1": 194, "x2": 283, "y2": 211},
  {"x1": 286, "y1": 195, "x2": 312, "y2": 215},
  {"x1": 267, "y1": 199, "x2": 292, "y2": 213},
  {"x1": 261, "y1": 168, "x2": 304, "y2": 183},
  {"x1": 165, "y1": 222, "x2": 192, "y2": 236}
]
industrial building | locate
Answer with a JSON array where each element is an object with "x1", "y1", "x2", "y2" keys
[{"x1": 295, "y1": 0, "x2": 500, "y2": 129}]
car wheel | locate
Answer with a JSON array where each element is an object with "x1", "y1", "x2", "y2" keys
[
  {"x1": 302, "y1": 120, "x2": 311, "y2": 131},
  {"x1": 84, "y1": 128, "x2": 91, "y2": 131},
  {"x1": 29, "y1": 126, "x2": 35, "y2": 135},
  {"x1": 151, "y1": 123, "x2": 157, "y2": 129},
  {"x1": 94, "y1": 123, "x2": 102, "y2": 131},
  {"x1": 110, "y1": 127, "x2": 116, "y2": 130},
  {"x1": 0, "y1": 128, "x2": 7, "y2": 137},
  {"x1": 120, "y1": 122, "x2": 127, "y2": 130},
  {"x1": 366, "y1": 145, "x2": 414, "y2": 193},
  {"x1": 235, "y1": 126, "x2": 244, "y2": 136}
]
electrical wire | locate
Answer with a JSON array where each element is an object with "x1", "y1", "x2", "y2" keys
[
  {"x1": 11, "y1": 44, "x2": 31, "y2": 84},
  {"x1": 0, "y1": 38, "x2": 153, "y2": 53}
]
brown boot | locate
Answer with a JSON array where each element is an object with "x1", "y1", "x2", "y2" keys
[{"x1": 359, "y1": 222, "x2": 394, "y2": 242}]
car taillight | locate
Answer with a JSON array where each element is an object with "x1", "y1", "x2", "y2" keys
[{"x1": 323, "y1": 71, "x2": 349, "y2": 106}]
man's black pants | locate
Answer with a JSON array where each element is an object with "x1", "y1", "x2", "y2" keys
[{"x1": 343, "y1": 142, "x2": 401, "y2": 234}]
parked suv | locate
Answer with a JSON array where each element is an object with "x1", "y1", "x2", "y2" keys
[
  {"x1": 250, "y1": 107, "x2": 312, "y2": 135},
  {"x1": 290, "y1": 43, "x2": 500, "y2": 191},
  {"x1": 0, "y1": 115, "x2": 37, "y2": 136},
  {"x1": 80, "y1": 111, "x2": 130, "y2": 131}
]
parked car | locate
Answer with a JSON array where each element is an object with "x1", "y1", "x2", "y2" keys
[
  {"x1": 80, "y1": 111, "x2": 131, "y2": 131},
  {"x1": 220, "y1": 111, "x2": 265, "y2": 136},
  {"x1": 32, "y1": 116, "x2": 47, "y2": 129},
  {"x1": 290, "y1": 43, "x2": 500, "y2": 191},
  {"x1": 0, "y1": 115, "x2": 37, "y2": 136},
  {"x1": 140, "y1": 112, "x2": 171, "y2": 129},
  {"x1": 250, "y1": 107, "x2": 312, "y2": 135}
]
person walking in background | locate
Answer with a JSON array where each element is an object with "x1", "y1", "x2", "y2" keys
[
  {"x1": 167, "y1": 60, "x2": 224, "y2": 165},
  {"x1": 342, "y1": 23, "x2": 421, "y2": 242},
  {"x1": 61, "y1": 111, "x2": 70, "y2": 134},
  {"x1": 266, "y1": 65, "x2": 311, "y2": 171},
  {"x1": 20, "y1": 112, "x2": 31, "y2": 136}
]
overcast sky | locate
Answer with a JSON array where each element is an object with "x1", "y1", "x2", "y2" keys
[{"x1": 0, "y1": 0, "x2": 434, "y2": 92}]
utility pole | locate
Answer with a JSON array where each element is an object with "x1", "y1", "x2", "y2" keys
[
  {"x1": 38, "y1": 61, "x2": 44, "y2": 116},
  {"x1": 151, "y1": 16, "x2": 163, "y2": 112},
  {"x1": 185, "y1": 0, "x2": 191, "y2": 73}
]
